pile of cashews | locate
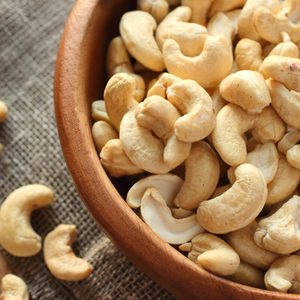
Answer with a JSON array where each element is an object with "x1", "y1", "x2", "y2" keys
[{"x1": 91, "y1": 0, "x2": 300, "y2": 294}]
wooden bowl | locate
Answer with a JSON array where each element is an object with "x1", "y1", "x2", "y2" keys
[{"x1": 54, "y1": 1, "x2": 299, "y2": 299}]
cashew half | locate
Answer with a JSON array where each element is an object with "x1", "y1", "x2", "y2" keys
[
  {"x1": 44, "y1": 224, "x2": 93, "y2": 281},
  {"x1": 0, "y1": 274, "x2": 29, "y2": 300},
  {"x1": 226, "y1": 221, "x2": 279, "y2": 270},
  {"x1": 197, "y1": 164, "x2": 267, "y2": 234},
  {"x1": 212, "y1": 104, "x2": 256, "y2": 166},
  {"x1": 140, "y1": 188, "x2": 203, "y2": 244},
  {"x1": 137, "y1": 0, "x2": 169, "y2": 23},
  {"x1": 174, "y1": 141, "x2": 220, "y2": 210},
  {"x1": 0, "y1": 253, "x2": 10, "y2": 281},
  {"x1": 179, "y1": 233, "x2": 240, "y2": 276},
  {"x1": 181, "y1": 0, "x2": 214, "y2": 25},
  {"x1": 0, "y1": 102, "x2": 8, "y2": 123},
  {"x1": 0, "y1": 184, "x2": 54, "y2": 257},
  {"x1": 120, "y1": 11, "x2": 164, "y2": 72},
  {"x1": 92, "y1": 121, "x2": 118, "y2": 152}
]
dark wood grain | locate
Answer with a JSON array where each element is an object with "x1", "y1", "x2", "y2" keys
[{"x1": 54, "y1": 1, "x2": 300, "y2": 299}]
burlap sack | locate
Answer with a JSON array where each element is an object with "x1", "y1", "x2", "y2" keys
[{"x1": 0, "y1": 1, "x2": 174, "y2": 299}]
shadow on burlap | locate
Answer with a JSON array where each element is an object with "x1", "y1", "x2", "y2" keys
[{"x1": 0, "y1": 1, "x2": 175, "y2": 299}]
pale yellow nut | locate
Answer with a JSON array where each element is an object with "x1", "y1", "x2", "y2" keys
[
  {"x1": 92, "y1": 121, "x2": 118, "y2": 152},
  {"x1": 268, "y1": 32, "x2": 299, "y2": 58},
  {"x1": 91, "y1": 100, "x2": 111, "y2": 124},
  {"x1": 174, "y1": 141, "x2": 220, "y2": 210},
  {"x1": 44, "y1": 224, "x2": 93, "y2": 281},
  {"x1": 137, "y1": 0, "x2": 169, "y2": 23},
  {"x1": 0, "y1": 101, "x2": 8, "y2": 123},
  {"x1": 0, "y1": 253, "x2": 10, "y2": 281},
  {"x1": 226, "y1": 221, "x2": 279, "y2": 271},
  {"x1": 171, "y1": 208, "x2": 194, "y2": 219},
  {"x1": 0, "y1": 274, "x2": 29, "y2": 300},
  {"x1": 210, "y1": 89, "x2": 227, "y2": 114},
  {"x1": 0, "y1": 184, "x2": 54, "y2": 257},
  {"x1": 100, "y1": 139, "x2": 144, "y2": 177},
  {"x1": 224, "y1": 9, "x2": 242, "y2": 35},
  {"x1": 179, "y1": 233, "x2": 240, "y2": 276},
  {"x1": 287, "y1": 145, "x2": 300, "y2": 169},
  {"x1": 209, "y1": 0, "x2": 245, "y2": 18},
  {"x1": 197, "y1": 163, "x2": 267, "y2": 234},
  {"x1": 182, "y1": 0, "x2": 214, "y2": 25}
]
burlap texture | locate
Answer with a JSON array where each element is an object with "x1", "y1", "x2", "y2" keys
[{"x1": 0, "y1": 1, "x2": 174, "y2": 299}]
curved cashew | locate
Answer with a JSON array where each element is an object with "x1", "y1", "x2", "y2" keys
[
  {"x1": 181, "y1": 0, "x2": 214, "y2": 25},
  {"x1": 268, "y1": 33, "x2": 299, "y2": 58},
  {"x1": 174, "y1": 141, "x2": 220, "y2": 210},
  {"x1": 266, "y1": 153, "x2": 300, "y2": 205},
  {"x1": 156, "y1": 6, "x2": 207, "y2": 57},
  {"x1": 209, "y1": 0, "x2": 245, "y2": 17},
  {"x1": 91, "y1": 100, "x2": 111, "y2": 124},
  {"x1": 140, "y1": 188, "x2": 203, "y2": 244},
  {"x1": 207, "y1": 13, "x2": 235, "y2": 42},
  {"x1": 226, "y1": 221, "x2": 279, "y2": 270},
  {"x1": 92, "y1": 121, "x2": 118, "y2": 152},
  {"x1": 0, "y1": 184, "x2": 54, "y2": 257},
  {"x1": 166, "y1": 79, "x2": 215, "y2": 143},
  {"x1": 267, "y1": 79, "x2": 300, "y2": 130},
  {"x1": 0, "y1": 274, "x2": 29, "y2": 300},
  {"x1": 120, "y1": 11, "x2": 164, "y2": 72},
  {"x1": 220, "y1": 70, "x2": 271, "y2": 114},
  {"x1": 227, "y1": 262, "x2": 265, "y2": 289},
  {"x1": 44, "y1": 224, "x2": 93, "y2": 281},
  {"x1": 100, "y1": 139, "x2": 144, "y2": 177},
  {"x1": 126, "y1": 174, "x2": 183, "y2": 208},
  {"x1": 0, "y1": 253, "x2": 10, "y2": 281},
  {"x1": 179, "y1": 233, "x2": 240, "y2": 276},
  {"x1": 0, "y1": 101, "x2": 8, "y2": 123},
  {"x1": 137, "y1": 0, "x2": 169, "y2": 23},
  {"x1": 197, "y1": 163, "x2": 267, "y2": 234},
  {"x1": 212, "y1": 104, "x2": 256, "y2": 166},
  {"x1": 262, "y1": 56, "x2": 300, "y2": 92},
  {"x1": 255, "y1": 195, "x2": 300, "y2": 255},
  {"x1": 251, "y1": 106, "x2": 286, "y2": 143},
  {"x1": 265, "y1": 255, "x2": 300, "y2": 293},
  {"x1": 162, "y1": 35, "x2": 233, "y2": 88}
]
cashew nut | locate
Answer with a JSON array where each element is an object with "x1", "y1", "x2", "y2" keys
[
  {"x1": 181, "y1": 0, "x2": 214, "y2": 25},
  {"x1": 44, "y1": 224, "x2": 93, "y2": 281},
  {"x1": 197, "y1": 163, "x2": 267, "y2": 234},
  {"x1": 0, "y1": 274, "x2": 29, "y2": 300},
  {"x1": 0, "y1": 253, "x2": 10, "y2": 282},
  {"x1": 100, "y1": 139, "x2": 144, "y2": 177},
  {"x1": 91, "y1": 100, "x2": 111, "y2": 124},
  {"x1": 137, "y1": 0, "x2": 169, "y2": 23},
  {"x1": 171, "y1": 208, "x2": 194, "y2": 219},
  {"x1": 156, "y1": 6, "x2": 207, "y2": 56},
  {"x1": 0, "y1": 101, "x2": 8, "y2": 123},
  {"x1": 209, "y1": 0, "x2": 245, "y2": 17},
  {"x1": 0, "y1": 184, "x2": 54, "y2": 257},
  {"x1": 126, "y1": 174, "x2": 183, "y2": 208},
  {"x1": 219, "y1": 70, "x2": 271, "y2": 114},
  {"x1": 211, "y1": 88, "x2": 227, "y2": 114},
  {"x1": 226, "y1": 221, "x2": 279, "y2": 270},
  {"x1": 140, "y1": 188, "x2": 203, "y2": 244},
  {"x1": 92, "y1": 121, "x2": 118, "y2": 152},
  {"x1": 179, "y1": 233, "x2": 240, "y2": 276},
  {"x1": 268, "y1": 32, "x2": 299, "y2": 58},
  {"x1": 174, "y1": 141, "x2": 220, "y2": 210},
  {"x1": 225, "y1": 9, "x2": 242, "y2": 35},
  {"x1": 120, "y1": 11, "x2": 164, "y2": 72},
  {"x1": 212, "y1": 104, "x2": 256, "y2": 166}
]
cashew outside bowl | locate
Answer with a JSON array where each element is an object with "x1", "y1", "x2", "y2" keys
[{"x1": 0, "y1": 274, "x2": 29, "y2": 300}]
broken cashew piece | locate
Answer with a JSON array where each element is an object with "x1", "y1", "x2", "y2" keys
[
  {"x1": 0, "y1": 274, "x2": 29, "y2": 300},
  {"x1": 120, "y1": 11, "x2": 164, "y2": 72},
  {"x1": 44, "y1": 224, "x2": 93, "y2": 281},
  {"x1": 174, "y1": 141, "x2": 220, "y2": 210},
  {"x1": 197, "y1": 163, "x2": 267, "y2": 234},
  {"x1": 140, "y1": 188, "x2": 203, "y2": 244},
  {"x1": 92, "y1": 121, "x2": 118, "y2": 152},
  {"x1": 255, "y1": 195, "x2": 300, "y2": 255},
  {"x1": 0, "y1": 253, "x2": 10, "y2": 281},
  {"x1": 0, "y1": 184, "x2": 54, "y2": 257},
  {"x1": 137, "y1": 0, "x2": 169, "y2": 23},
  {"x1": 179, "y1": 233, "x2": 240, "y2": 276},
  {"x1": 0, "y1": 101, "x2": 8, "y2": 123}
]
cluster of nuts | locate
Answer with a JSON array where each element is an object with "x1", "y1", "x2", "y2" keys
[{"x1": 91, "y1": 0, "x2": 300, "y2": 294}]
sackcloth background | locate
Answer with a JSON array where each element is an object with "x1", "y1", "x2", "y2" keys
[{"x1": 0, "y1": 1, "x2": 174, "y2": 299}]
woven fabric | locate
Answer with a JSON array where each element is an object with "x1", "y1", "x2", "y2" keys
[{"x1": 0, "y1": 1, "x2": 174, "y2": 299}]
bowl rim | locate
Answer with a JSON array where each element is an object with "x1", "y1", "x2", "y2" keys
[{"x1": 54, "y1": 0, "x2": 300, "y2": 299}]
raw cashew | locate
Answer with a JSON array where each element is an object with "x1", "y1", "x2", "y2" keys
[
  {"x1": 197, "y1": 163, "x2": 267, "y2": 234},
  {"x1": 266, "y1": 153, "x2": 300, "y2": 205},
  {"x1": 265, "y1": 255, "x2": 300, "y2": 293},
  {"x1": 171, "y1": 208, "x2": 193, "y2": 219},
  {"x1": 181, "y1": 0, "x2": 214, "y2": 25},
  {"x1": 0, "y1": 184, "x2": 54, "y2": 257},
  {"x1": 166, "y1": 80, "x2": 215, "y2": 143},
  {"x1": 179, "y1": 233, "x2": 240, "y2": 276},
  {"x1": 44, "y1": 224, "x2": 93, "y2": 281},
  {"x1": 163, "y1": 35, "x2": 233, "y2": 88},
  {"x1": 251, "y1": 106, "x2": 285, "y2": 143},
  {"x1": 225, "y1": 9, "x2": 242, "y2": 35},
  {"x1": 0, "y1": 274, "x2": 29, "y2": 300},
  {"x1": 100, "y1": 139, "x2": 144, "y2": 177},
  {"x1": 207, "y1": 13, "x2": 235, "y2": 42},
  {"x1": 212, "y1": 104, "x2": 256, "y2": 166},
  {"x1": 92, "y1": 121, "x2": 118, "y2": 152},
  {"x1": 226, "y1": 221, "x2": 279, "y2": 270},
  {"x1": 174, "y1": 141, "x2": 220, "y2": 210},
  {"x1": 91, "y1": 100, "x2": 111, "y2": 124},
  {"x1": 268, "y1": 32, "x2": 299, "y2": 58},
  {"x1": 0, "y1": 101, "x2": 8, "y2": 123},
  {"x1": 211, "y1": 89, "x2": 227, "y2": 114},
  {"x1": 156, "y1": 6, "x2": 207, "y2": 56},
  {"x1": 137, "y1": 0, "x2": 169, "y2": 23},
  {"x1": 140, "y1": 188, "x2": 203, "y2": 244},
  {"x1": 209, "y1": 0, "x2": 245, "y2": 17},
  {"x1": 0, "y1": 253, "x2": 10, "y2": 281},
  {"x1": 255, "y1": 195, "x2": 300, "y2": 255},
  {"x1": 226, "y1": 262, "x2": 265, "y2": 289},
  {"x1": 219, "y1": 70, "x2": 271, "y2": 114},
  {"x1": 127, "y1": 174, "x2": 182, "y2": 208},
  {"x1": 262, "y1": 56, "x2": 300, "y2": 92},
  {"x1": 120, "y1": 11, "x2": 164, "y2": 72}
]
